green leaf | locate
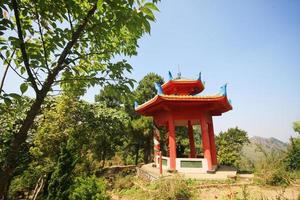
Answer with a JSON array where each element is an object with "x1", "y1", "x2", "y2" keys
[
  {"x1": 3, "y1": 97, "x2": 12, "y2": 106},
  {"x1": 143, "y1": 20, "x2": 151, "y2": 33},
  {"x1": 20, "y1": 67, "x2": 26, "y2": 75},
  {"x1": 141, "y1": 7, "x2": 155, "y2": 21},
  {"x1": 9, "y1": 93, "x2": 21, "y2": 99},
  {"x1": 97, "y1": 0, "x2": 103, "y2": 12},
  {"x1": 144, "y1": 3, "x2": 159, "y2": 12},
  {"x1": 20, "y1": 83, "x2": 28, "y2": 94}
]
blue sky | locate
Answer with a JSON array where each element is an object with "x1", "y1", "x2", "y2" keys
[
  {"x1": 2, "y1": 1, "x2": 299, "y2": 142},
  {"x1": 87, "y1": 0, "x2": 300, "y2": 141}
]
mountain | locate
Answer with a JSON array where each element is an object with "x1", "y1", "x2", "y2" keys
[{"x1": 241, "y1": 136, "x2": 288, "y2": 163}]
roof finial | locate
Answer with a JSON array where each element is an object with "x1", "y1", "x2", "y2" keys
[{"x1": 177, "y1": 65, "x2": 181, "y2": 79}]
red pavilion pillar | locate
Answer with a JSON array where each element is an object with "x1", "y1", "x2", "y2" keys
[
  {"x1": 187, "y1": 120, "x2": 196, "y2": 158},
  {"x1": 200, "y1": 115, "x2": 213, "y2": 171},
  {"x1": 208, "y1": 117, "x2": 218, "y2": 166},
  {"x1": 168, "y1": 117, "x2": 176, "y2": 171}
]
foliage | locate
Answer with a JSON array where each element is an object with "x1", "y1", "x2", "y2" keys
[
  {"x1": 0, "y1": 0, "x2": 159, "y2": 197},
  {"x1": 131, "y1": 73, "x2": 164, "y2": 163},
  {"x1": 69, "y1": 176, "x2": 108, "y2": 200},
  {"x1": 285, "y1": 137, "x2": 300, "y2": 171},
  {"x1": 254, "y1": 145, "x2": 293, "y2": 186},
  {"x1": 216, "y1": 127, "x2": 250, "y2": 168},
  {"x1": 113, "y1": 175, "x2": 135, "y2": 191},
  {"x1": 0, "y1": 97, "x2": 32, "y2": 169},
  {"x1": 95, "y1": 73, "x2": 164, "y2": 165},
  {"x1": 33, "y1": 95, "x2": 129, "y2": 169},
  {"x1": 7, "y1": 95, "x2": 130, "y2": 198},
  {"x1": 293, "y1": 121, "x2": 300, "y2": 134},
  {"x1": 135, "y1": 72, "x2": 164, "y2": 104},
  {"x1": 152, "y1": 176, "x2": 192, "y2": 200},
  {"x1": 47, "y1": 144, "x2": 77, "y2": 200}
]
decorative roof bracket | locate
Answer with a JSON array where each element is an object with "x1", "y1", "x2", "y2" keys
[
  {"x1": 168, "y1": 71, "x2": 173, "y2": 81},
  {"x1": 198, "y1": 72, "x2": 201, "y2": 81},
  {"x1": 134, "y1": 101, "x2": 139, "y2": 109},
  {"x1": 154, "y1": 82, "x2": 164, "y2": 95},
  {"x1": 219, "y1": 83, "x2": 227, "y2": 96}
]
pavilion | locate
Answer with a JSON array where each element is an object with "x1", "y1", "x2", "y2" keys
[{"x1": 135, "y1": 72, "x2": 232, "y2": 173}]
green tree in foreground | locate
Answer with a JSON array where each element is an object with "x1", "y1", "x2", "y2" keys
[
  {"x1": 47, "y1": 144, "x2": 77, "y2": 200},
  {"x1": 285, "y1": 121, "x2": 300, "y2": 171},
  {"x1": 293, "y1": 121, "x2": 300, "y2": 134},
  {"x1": 0, "y1": 0, "x2": 159, "y2": 197},
  {"x1": 216, "y1": 127, "x2": 249, "y2": 168},
  {"x1": 69, "y1": 176, "x2": 108, "y2": 200}
]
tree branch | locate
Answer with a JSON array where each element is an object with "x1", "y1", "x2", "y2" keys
[
  {"x1": 65, "y1": 2, "x2": 74, "y2": 32},
  {"x1": 12, "y1": 0, "x2": 39, "y2": 94},
  {"x1": 41, "y1": 4, "x2": 98, "y2": 94},
  {"x1": 34, "y1": 2, "x2": 50, "y2": 73},
  {"x1": 0, "y1": 50, "x2": 16, "y2": 95}
]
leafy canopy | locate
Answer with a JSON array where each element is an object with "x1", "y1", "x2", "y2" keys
[{"x1": 216, "y1": 127, "x2": 249, "y2": 168}]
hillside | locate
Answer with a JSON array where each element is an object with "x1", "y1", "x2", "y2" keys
[{"x1": 241, "y1": 136, "x2": 288, "y2": 163}]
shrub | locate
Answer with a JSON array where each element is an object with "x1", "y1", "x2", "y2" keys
[
  {"x1": 153, "y1": 175, "x2": 192, "y2": 200},
  {"x1": 254, "y1": 145, "x2": 294, "y2": 186},
  {"x1": 69, "y1": 176, "x2": 108, "y2": 200},
  {"x1": 113, "y1": 175, "x2": 134, "y2": 191}
]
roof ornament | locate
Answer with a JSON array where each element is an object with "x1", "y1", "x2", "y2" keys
[
  {"x1": 177, "y1": 65, "x2": 181, "y2": 79},
  {"x1": 154, "y1": 82, "x2": 163, "y2": 95},
  {"x1": 198, "y1": 72, "x2": 201, "y2": 81},
  {"x1": 219, "y1": 83, "x2": 227, "y2": 96},
  {"x1": 228, "y1": 99, "x2": 232, "y2": 105},
  {"x1": 168, "y1": 71, "x2": 173, "y2": 81},
  {"x1": 134, "y1": 101, "x2": 139, "y2": 109}
]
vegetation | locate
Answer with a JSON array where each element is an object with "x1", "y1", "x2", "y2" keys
[
  {"x1": 0, "y1": 0, "x2": 159, "y2": 198},
  {"x1": 216, "y1": 127, "x2": 250, "y2": 169},
  {"x1": 0, "y1": 0, "x2": 299, "y2": 198},
  {"x1": 69, "y1": 176, "x2": 108, "y2": 200}
]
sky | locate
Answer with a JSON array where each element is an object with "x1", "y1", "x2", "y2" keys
[
  {"x1": 2, "y1": 1, "x2": 300, "y2": 142},
  {"x1": 86, "y1": 0, "x2": 300, "y2": 142}
]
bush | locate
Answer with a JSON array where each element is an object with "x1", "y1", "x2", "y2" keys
[
  {"x1": 153, "y1": 176, "x2": 192, "y2": 200},
  {"x1": 285, "y1": 137, "x2": 300, "y2": 171},
  {"x1": 69, "y1": 176, "x2": 108, "y2": 200},
  {"x1": 254, "y1": 145, "x2": 294, "y2": 186},
  {"x1": 113, "y1": 175, "x2": 134, "y2": 191}
]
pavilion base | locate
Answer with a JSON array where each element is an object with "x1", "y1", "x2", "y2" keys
[
  {"x1": 137, "y1": 163, "x2": 237, "y2": 181},
  {"x1": 207, "y1": 165, "x2": 218, "y2": 174}
]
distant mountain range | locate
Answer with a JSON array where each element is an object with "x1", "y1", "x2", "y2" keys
[{"x1": 241, "y1": 136, "x2": 288, "y2": 163}]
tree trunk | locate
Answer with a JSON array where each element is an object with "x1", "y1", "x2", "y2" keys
[
  {"x1": 135, "y1": 143, "x2": 140, "y2": 165},
  {"x1": 0, "y1": 95, "x2": 45, "y2": 199}
]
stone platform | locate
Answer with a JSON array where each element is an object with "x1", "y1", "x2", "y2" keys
[{"x1": 137, "y1": 163, "x2": 238, "y2": 181}]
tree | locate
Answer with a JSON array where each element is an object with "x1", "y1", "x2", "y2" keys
[
  {"x1": 285, "y1": 121, "x2": 300, "y2": 171},
  {"x1": 46, "y1": 144, "x2": 77, "y2": 200},
  {"x1": 0, "y1": 0, "x2": 159, "y2": 197},
  {"x1": 133, "y1": 73, "x2": 164, "y2": 163},
  {"x1": 94, "y1": 73, "x2": 164, "y2": 164},
  {"x1": 216, "y1": 127, "x2": 249, "y2": 168},
  {"x1": 293, "y1": 121, "x2": 300, "y2": 134},
  {"x1": 285, "y1": 137, "x2": 300, "y2": 171}
]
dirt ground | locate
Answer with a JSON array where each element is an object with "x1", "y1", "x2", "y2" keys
[
  {"x1": 195, "y1": 185, "x2": 300, "y2": 200},
  {"x1": 112, "y1": 184, "x2": 300, "y2": 200}
]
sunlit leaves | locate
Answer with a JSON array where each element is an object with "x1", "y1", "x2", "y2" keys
[{"x1": 20, "y1": 82, "x2": 28, "y2": 94}]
